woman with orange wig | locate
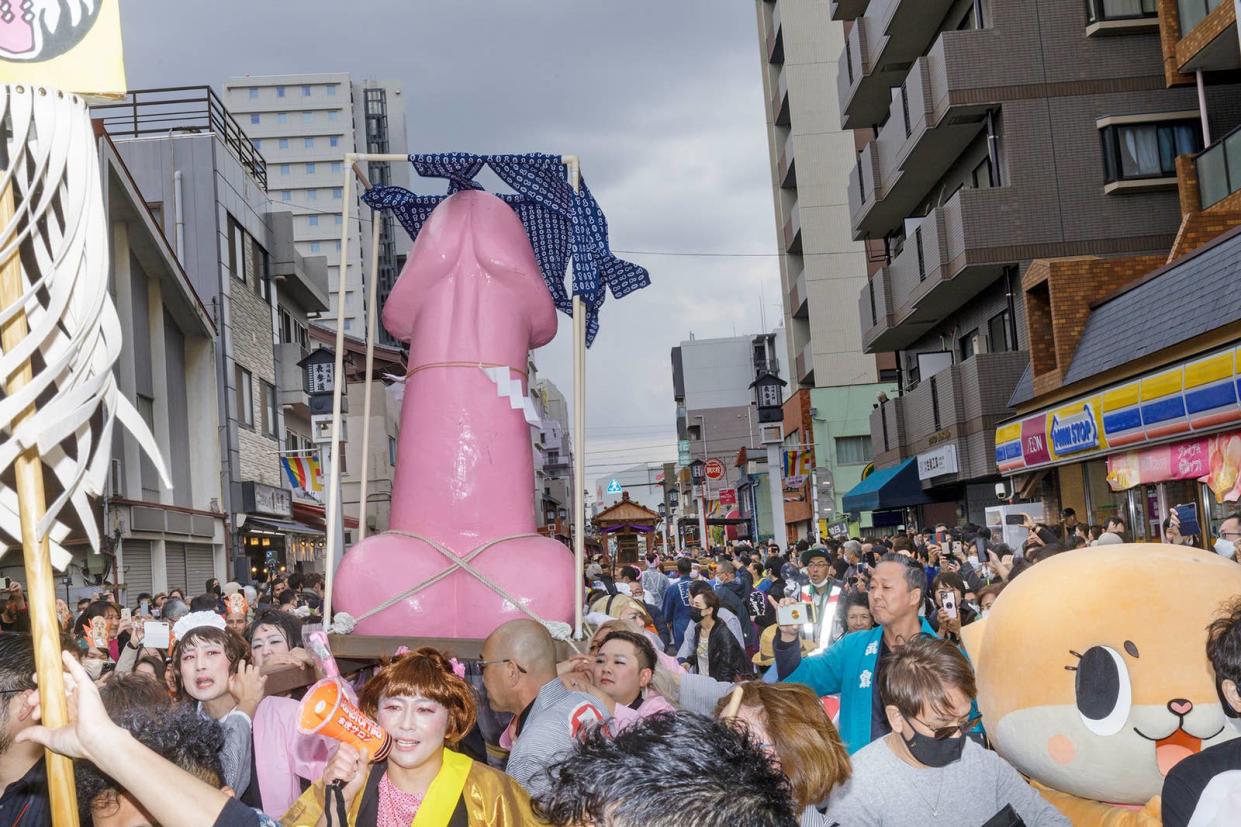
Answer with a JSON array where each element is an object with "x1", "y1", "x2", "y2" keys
[{"x1": 282, "y1": 647, "x2": 535, "y2": 826}]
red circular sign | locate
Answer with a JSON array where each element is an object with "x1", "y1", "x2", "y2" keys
[{"x1": 704, "y1": 459, "x2": 726, "y2": 480}]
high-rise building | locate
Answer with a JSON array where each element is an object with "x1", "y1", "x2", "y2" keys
[
  {"x1": 989, "y1": 0, "x2": 1241, "y2": 542},
  {"x1": 755, "y1": 1, "x2": 899, "y2": 540},
  {"x1": 827, "y1": 0, "x2": 1241, "y2": 527},
  {"x1": 222, "y1": 74, "x2": 411, "y2": 341}
]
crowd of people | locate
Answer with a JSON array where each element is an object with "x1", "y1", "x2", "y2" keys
[{"x1": 0, "y1": 511, "x2": 1235, "y2": 824}]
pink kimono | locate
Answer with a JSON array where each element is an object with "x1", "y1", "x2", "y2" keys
[{"x1": 252, "y1": 690, "x2": 354, "y2": 817}]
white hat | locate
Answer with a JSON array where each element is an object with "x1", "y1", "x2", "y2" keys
[
  {"x1": 1095, "y1": 532, "x2": 1124, "y2": 546},
  {"x1": 172, "y1": 610, "x2": 225, "y2": 642}
]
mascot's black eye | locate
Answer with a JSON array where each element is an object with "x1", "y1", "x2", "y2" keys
[{"x1": 1074, "y1": 645, "x2": 1132, "y2": 737}]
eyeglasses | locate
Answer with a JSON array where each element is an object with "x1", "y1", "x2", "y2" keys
[
  {"x1": 912, "y1": 712, "x2": 981, "y2": 740},
  {"x1": 1221, "y1": 530, "x2": 1241, "y2": 541},
  {"x1": 478, "y1": 657, "x2": 527, "y2": 674}
]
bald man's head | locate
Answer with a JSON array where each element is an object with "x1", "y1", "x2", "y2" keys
[{"x1": 480, "y1": 619, "x2": 557, "y2": 714}]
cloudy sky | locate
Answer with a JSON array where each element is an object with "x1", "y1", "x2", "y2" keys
[{"x1": 121, "y1": 1, "x2": 783, "y2": 484}]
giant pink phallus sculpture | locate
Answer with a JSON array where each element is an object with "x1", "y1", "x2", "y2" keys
[{"x1": 332, "y1": 190, "x2": 574, "y2": 638}]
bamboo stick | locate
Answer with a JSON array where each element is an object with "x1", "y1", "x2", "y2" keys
[{"x1": 0, "y1": 176, "x2": 78, "y2": 825}]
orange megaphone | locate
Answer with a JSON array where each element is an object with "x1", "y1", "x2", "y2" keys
[{"x1": 297, "y1": 679, "x2": 391, "y2": 762}]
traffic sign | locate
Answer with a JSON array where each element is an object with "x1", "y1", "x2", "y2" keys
[
  {"x1": 704, "y1": 458, "x2": 726, "y2": 481},
  {"x1": 606, "y1": 479, "x2": 623, "y2": 495},
  {"x1": 718, "y1": 488, "x2": 737, "y2": 506}
]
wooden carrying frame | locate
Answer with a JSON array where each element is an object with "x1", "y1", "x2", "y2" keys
[{"x1": 323, "y1": 154, "x2": 588, "y2": 640}]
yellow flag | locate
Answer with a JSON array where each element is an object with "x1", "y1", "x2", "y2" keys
[{"x1": 0, "y1": 0, "x2": 125, "y2": 98}]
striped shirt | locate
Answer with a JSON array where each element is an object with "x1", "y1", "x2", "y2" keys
[{"x1": 506, "y1": 678, "x2": 609, "y2": 799}]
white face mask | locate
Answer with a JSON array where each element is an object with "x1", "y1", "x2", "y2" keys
[{"x1": 1215, "y1": 538, "x2": 1237, "y2": 560}]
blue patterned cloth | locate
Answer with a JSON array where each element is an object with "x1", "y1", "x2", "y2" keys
[{"x1": 362, "y1": 153, "x2": 649, "y2": 346}]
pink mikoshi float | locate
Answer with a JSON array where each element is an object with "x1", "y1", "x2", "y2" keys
[{"x1": 333, "y1": 190, "x2": 575, "y2": 638}]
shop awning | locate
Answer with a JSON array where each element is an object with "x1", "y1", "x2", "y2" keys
[
  {"x1": 842, "y1": 458, "x2": 931, "y2": 513},
  {"x1": 241, "y1": 516, "x2": 325, "y2": 536}
]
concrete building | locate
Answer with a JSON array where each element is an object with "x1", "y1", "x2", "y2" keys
[
  {"x1": 755, "y1": 0, "x2": 900, "y2": 541},
  {"x1": 96, "y1": 86, "x2": 335, "y2": 584},
  {"x1": 594, "y1": 464, "x2": 668, "y2": 516},
  {"x1": 988, "y1": 0, "x2": 1241, "y2": 543},
  {"x1": 222, "y1": 74, "x2": 411, "y2": 341},
  {"x1": 534, "y1": 378, "x2": 573, "y2": 538},
  {"x1": 826, "y1": 0, "x2": 1241, "y2": 527},
  {"x1": 97, "y1": 134, "x2": 225, "y2": 602},
  {"x1": 670, "y1": 331, "x2": 788, "y2": 545}
]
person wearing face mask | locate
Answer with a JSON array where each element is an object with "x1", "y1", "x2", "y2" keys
[
  {"x1": 1212, "y1": 512, "x2": 1240, "y2": 560},
  {"x1": 683, "y1": 590, "x2": 749, "y2": 683},
  {"x1": 284, "y1": 647, "x2": 535, "y2": 826},
  {"x1": 800, "y1": 547, "x2": 843, "y2": 649},
  {"x1": 829, "y1": 636, "x2": 1068, "y2": 826}
]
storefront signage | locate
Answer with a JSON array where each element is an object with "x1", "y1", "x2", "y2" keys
[
  {"x1": 718, "y1": 488, "x2": 737, "y2": 506},
  {"x1": 1050, "y1": 404, "x2": 1099, "y2": 455},
  {"x1": 1107, "y1": 430, "x2": 1241, "y2": 503},
  {"x1": 995, "y1": 344, "x2": 1241, "y2": 474},
  {"x1": 917, "y1": 444, "x2": 959, "y2": 480},
  {"x1": 242, "y1": 481, "x2": 292, "y2": 518}
]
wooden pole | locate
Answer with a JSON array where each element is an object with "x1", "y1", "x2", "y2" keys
[
  {"x1": 0, "y1": 183, "x2": 78, "y2": 825},
  {"x1": 357, "y1": 211, "x2": 381, "y2": 543},
  {"x1": 563, "y1": 155, "x2": 585, "y2": 639}
]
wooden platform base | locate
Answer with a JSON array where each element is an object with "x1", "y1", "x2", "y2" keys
[{"x1": 327, "y1": 634, "x2": 579, "y2": 673}]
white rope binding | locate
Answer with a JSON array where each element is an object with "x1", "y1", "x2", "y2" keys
[{"x1": 0, "y1": 84, "x2": 170, "y2": 569}]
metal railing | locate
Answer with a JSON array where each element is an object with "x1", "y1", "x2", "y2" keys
[
  {"x1": 1196, "y1": 122, "x2": 1241, "y2": 209},
  {"x1": 92, "y1": 86, "x2": 268, "y2": 190}
]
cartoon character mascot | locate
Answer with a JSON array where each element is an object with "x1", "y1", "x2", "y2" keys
[{"x1": 962, "y1": 545, "x2": 1241, "y2": 825}]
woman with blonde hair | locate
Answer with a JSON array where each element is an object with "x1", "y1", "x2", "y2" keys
[
  {"x1": 716, "y1": 681, "x2": 851, "y2": 826},
  {"x1": 284, "y1": 647, "x2": 534, "y2": 826}
]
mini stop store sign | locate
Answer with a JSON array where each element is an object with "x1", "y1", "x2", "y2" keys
[{"x1": 704, "y1": 459, "x2": 726, "y2": 481}]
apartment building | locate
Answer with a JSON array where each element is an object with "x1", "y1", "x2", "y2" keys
[
  {"x1": 990, "y1": 0, "x2": 1241, "y2": 543},
  {"x1": 534, "y1": 378, "x2": 573, "y2": 538},
  {"x1": 831, "y1": 0, "x2": 1240, "y2": 526},
  {"x1": 222, "y1": 74, "x2": 411, "y2": 341},
  {"x1": 755, "y1": 0, "x2": 900, "y2": 539}
]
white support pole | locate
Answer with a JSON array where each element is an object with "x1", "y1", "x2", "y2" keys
[
  {"x1": 767, "y1": 444, "x2": 788, "y2": 546},
  {"x1": 564, "y1": 154, "x2": 586, "y2": 640},
  {"x1": 322, "y1": 155, "x2": 357, "y2": 628},
  {"x1": 357, "y1": 213, "x2": 382, "y2": 542}
]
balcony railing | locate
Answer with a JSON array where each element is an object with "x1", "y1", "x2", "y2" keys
[
  {"x1": 1178, "y1": 0, "x2": 1224, "y2": 35},
  {"x1": 1197, "y1": 123, "x2": 1241, "y2": 208},
  {"x1": 781, "y1": 201, "x2": 802, "y2": 252},
  {"x1": 767, "y1": 1, "x2": 784, "y2": 63},
  {"x1": 777, "y1": 130, "x2": 796, "y2": 187},
  {"x1": 1086, "y1": 0, "x2": 1157, "y2": 23},
  {"x1": 93, "y1": 86, "x2": 267, "y2": 190},
  {"x1": 771, "y1": 68, "x2": 790, "y2": 126},
  {"x1": 789, "y1": 268, "x2": 808, "y2": 319}
]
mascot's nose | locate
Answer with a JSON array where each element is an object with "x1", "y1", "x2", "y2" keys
[{"x1": 1168, "y1": 698, "x2": 1194, "y2": 717}]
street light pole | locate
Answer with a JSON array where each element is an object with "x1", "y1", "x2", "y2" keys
[{"x1": 695, "y1": 415, "x2": 709, "y2": 551}]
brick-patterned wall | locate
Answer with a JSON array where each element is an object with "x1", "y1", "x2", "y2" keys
[
  {"x1": 232, "y1": 279, "x2": 280, "y2": 488},
  {"x1": 1169, "y1": 155, "x2": 1241, "y2": 260},
  {"x1": 1024, "y1": 255, "x2": 1164, "y2": 398},
  {"x1": 1174, "y1": 0, "x2": 1237, "y2": 72},
  {"x1": 1157, "y1": 0, "x2": 1196, "y2": 86}
]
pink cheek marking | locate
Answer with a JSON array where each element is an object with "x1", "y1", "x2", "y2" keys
[{"x1": 1047, "y1": 734, "x2": 1076, "y2": 765}]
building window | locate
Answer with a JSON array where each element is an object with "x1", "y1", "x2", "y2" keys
[
  {"x1": 836, "y1": 436, "x2": 872, "y2": 466},
  {"x1": 972, "y1": 156, "x2": 994, "y2": 189},
  {"x1": 306, "y1": 162, "x2": 316, "y2": 174},
  {"x1": 249, "y1": 113, "x2": 260, "y2": 125},
  {"x1": 988, "y1": 310, "x2": 1013, "y2": 352},
  {"x1": 328, "y1": 111, "x2": 339, "y2": 121},
  {"x1": 915, "y1": 227, "x2": 926, "y2": 281},
  {"x1": 227, "y1": 215, "x2": 246, "y2": 284},
  {"x1": 309, "y1": 215, "x2": 319, "y2": 227},
  {"x1": 260, "y1": 381, "x2": 278, "y2": 437},
  {"x1": 334, "y1": 240, "x2": 341, "y2": 251},
  {"x1": 880, "y1": 406, "x2": 889, "y2": 453},
  {"x1": 252, "y1": 139, "x2": 261, "y2": 150},
  {"x1": 931, "y1": 377, "x2": 941, "y2": 431},
  {"x1": 331, "y1": 161, "x2": 343, "y2": 174},
  {"x1": 278, "y1": 138, "x2": 289, "y2": 150},
  {"x1": 277, "y1": 112, "x2": 288, "y2": 124},
  {"x1": 235, "y1": 365, "x2": 254, "y2": 427},
  {"x1": 280, "y1": 190, "x2": 291, "y2": 202},
  {"x1": 302, "y1": 112, "x2": 313, "y2": 124},
  {"x1": 388, "y1": 436, "x2": 397, "y2": 466},
  {"x1": 334, "y1": 215, "x2": 342, "y2": 225},
  {"x1": 302, "y1": 84, "x2": 312, "y2": 96},
  {"x1": 310, "y1": 241, "x2": 321, "y2": 253},
  {"x1": 303, "y1": 137, "x2": 314, "y2": 149},
  {"x1": 1086, "y1": 0, "x2": 1157, "y2": 24},
  {"x1": 330, "y1": 136, "x2": 340, "y2": 148},
  {"x1": 248, "y1": 88, "x2": 258, "y2": 100},
  {"x1": 1100, "y1": 120, "x2": 1202, "y2": 183},
  {"x1": 276, "y1": 85, "x2": 285, "y2": 98},
  {"x1": 307, "y1": 189, "x2": 318, "y2": 201},
  {"x1": 332, "y1": 187, "x2": 343, "y2": 200},
  {"x1": 327, "y1": 84, "x2": 338, "y2": 96},
  {"x1": 959, "y1": 329, "x2": 978, "y2": 362},
  {"x1": 900, "y1": 79, "x2": 911, "y2": 139},
  {"x1": 280, "y1": 164, "x2": 290, "y2": 176}
]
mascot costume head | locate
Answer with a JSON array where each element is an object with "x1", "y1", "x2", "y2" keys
[{"x1": 962, "y1": 545, "x2": 1241, "y2": 824}]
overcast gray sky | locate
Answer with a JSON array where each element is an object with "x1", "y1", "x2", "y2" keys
[{"x1": 121, "y1": 0, "x2": 783, "y2": 480}]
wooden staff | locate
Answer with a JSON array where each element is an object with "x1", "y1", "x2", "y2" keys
[{"x1": 0, "y1": 176, "x2": 79, "y2": 824}]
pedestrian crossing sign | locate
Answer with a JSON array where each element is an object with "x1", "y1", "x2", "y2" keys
[{"x1": 606, "y1": 479, "x2": 623, "y2": 494}]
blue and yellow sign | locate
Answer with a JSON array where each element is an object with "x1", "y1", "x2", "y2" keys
[{"x1": 996, "y1": 344, "x2": 1241, "y2": 473}]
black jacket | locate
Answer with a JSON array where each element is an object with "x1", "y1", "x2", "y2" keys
[
  {"x1": 688, "y1": 618, "x2": 750, "y2": 683},
  {"x1": 716, "y1": 581, "x2": 756, "y2": 648}
]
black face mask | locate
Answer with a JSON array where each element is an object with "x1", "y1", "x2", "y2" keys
[
  {"x1": 689, "y1": 608, "x2": 704, "y2": 623},
  {"x1": 902, "y1": 718, "x2": 966, "y2": 767}
]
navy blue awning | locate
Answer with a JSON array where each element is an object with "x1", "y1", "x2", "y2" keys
[{"x1": 842, "y1": 458, "x2": 931, "y2": 513}]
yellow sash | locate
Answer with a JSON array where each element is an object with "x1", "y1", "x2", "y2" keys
[{"x1": 411, "y1": 749, "x2": 473, "y2": 826}]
